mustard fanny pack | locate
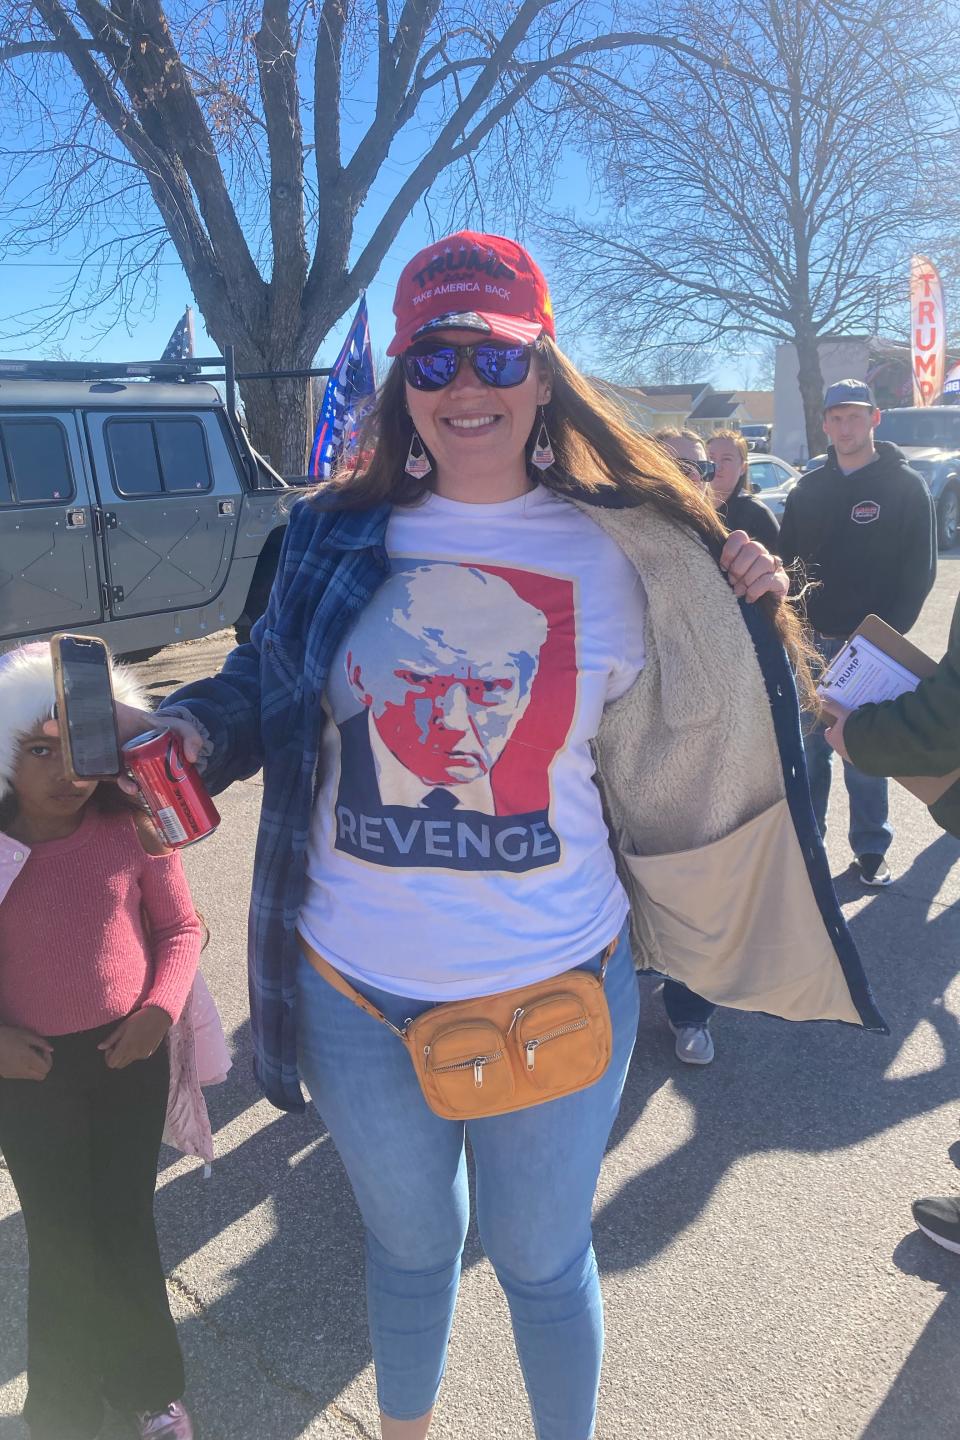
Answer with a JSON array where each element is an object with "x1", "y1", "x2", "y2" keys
[{"x1": 298, "y1": 935, "x2": 616, "y2": 1120}]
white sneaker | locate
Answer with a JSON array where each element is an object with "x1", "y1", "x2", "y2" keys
[{"x1": 669, "y1": 1022, "x2": 715, "y2": 1065}]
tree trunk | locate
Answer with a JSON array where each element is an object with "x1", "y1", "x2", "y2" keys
[
  {"x1": 793, "y1": 327, "x2": 826, "y2": 461},
  {"x1": 239, "y1": 373, "x2": 314, "y2": 476}
]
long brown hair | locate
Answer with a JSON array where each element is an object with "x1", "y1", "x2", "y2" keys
[{"x1": 315, "y1": 338, "x2": 814, "y2": 695}]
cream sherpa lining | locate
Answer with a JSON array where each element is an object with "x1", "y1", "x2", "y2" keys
[
  {"x1": 0, "y1": 643, "x2": 148, "y2": 799},
  {"x1": 583, "y1": 500, "x2": 782, "y2": 853},
  {"x1": 581, "y1": 501, "x2": 862, "y2": 1027}
]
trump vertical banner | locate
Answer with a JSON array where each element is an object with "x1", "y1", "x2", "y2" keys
[{"x1": 910, "y1": 255, "x2": 945, "y2": 406}]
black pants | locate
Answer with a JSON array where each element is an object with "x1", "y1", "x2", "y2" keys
[{"x1": 0, "y1": 1021, "x2": 184, "y2": 1440}]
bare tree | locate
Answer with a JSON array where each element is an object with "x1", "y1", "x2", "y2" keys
[
  {"x1": 634, "y1": 340, "x2": 715, "y2": 386},
  {"x1": 0, "y1": 0, "x2": 780, "y2": 472},
  {"x1": 546, "y1": 0, "x2": 960, "y2": 454},
  {"x1": 738, "y1": 341, "x2": 777, "y2": 394}
]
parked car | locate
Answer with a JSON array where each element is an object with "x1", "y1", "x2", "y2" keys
[
  {"x1": 874, "y1": 408, "x2": 960, "y2": 550},
  {"x1": 0, "y1": 353, "x2": 326, "y2": 657},
  {"x1": 744, "y1": 453, "x2": 800, "y2": 521},
  {"x1": 801, "y1": 407, "x2": 960, "y2": 550},
  {"x1": 739, "y1": 423, "x2": 772, "y2": 454}
]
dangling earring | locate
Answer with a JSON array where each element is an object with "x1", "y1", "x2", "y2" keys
[
  {"x1": 404, "y1": 428, "x2": 432, "y2": 479},
  {"x1": 530, "y1": 406, "x2": 555, "y2": 470}
]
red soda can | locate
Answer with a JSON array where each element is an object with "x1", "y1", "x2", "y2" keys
[{"x1": 123, "y1": 728, "x2": 220, "y2": 847}]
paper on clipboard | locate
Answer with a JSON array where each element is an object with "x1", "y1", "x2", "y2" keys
[
  {"x1": 817, "y1": 614, "x2": 960, "y2": 807},
  {"x1": 817, "y1": 636, "x2": 921, "y2": 708}
]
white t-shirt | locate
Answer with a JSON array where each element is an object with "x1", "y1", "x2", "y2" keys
[{"x1": 298, "y1": 485, "x2": 647, "y2": 998}]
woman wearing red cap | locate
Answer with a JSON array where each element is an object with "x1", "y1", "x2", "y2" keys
[{"x1": 95, "y1": 231, "x2": 882, "y2": 1439}]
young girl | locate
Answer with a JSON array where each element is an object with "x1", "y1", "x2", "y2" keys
[{"x1": 0, "y1": 642, "x2": 202, "y2": 1440}]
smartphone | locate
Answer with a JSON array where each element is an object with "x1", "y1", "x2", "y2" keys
[{"x1": 50, "y1": 633, "x2": 122, "y2": 779}]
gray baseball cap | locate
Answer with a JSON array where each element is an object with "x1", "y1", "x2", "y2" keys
[{"x1": 823, "y1": 378, "x2": 876, "y2": 410}]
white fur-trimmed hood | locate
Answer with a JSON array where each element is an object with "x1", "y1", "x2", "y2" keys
[{"x1": 0, "y1": 641, "x2": 148, "y2": 798}]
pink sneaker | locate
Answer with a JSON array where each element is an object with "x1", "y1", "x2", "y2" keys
[{"x1": 136, "y1": 1400, "x2": 195, "y2": 1439}]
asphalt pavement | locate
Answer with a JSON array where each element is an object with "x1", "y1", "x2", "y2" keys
[{"x1": 2, "y1": 556, "x2": 958, "y2": 1440}]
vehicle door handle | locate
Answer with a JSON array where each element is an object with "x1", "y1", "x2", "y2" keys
[
  {"x1": 66, "y1": 509, "x2": 87, "y2": 528},
  {"x1": 218, "y1": 499, "x2": 236, "y2": 516}
]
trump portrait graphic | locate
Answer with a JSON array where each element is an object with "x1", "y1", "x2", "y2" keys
[{"x1": 324, "y1": 558, "x2": 578, "y2": 873}]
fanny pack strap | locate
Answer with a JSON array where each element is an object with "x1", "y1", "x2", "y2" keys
[
  {"x1": 298, "y1": 934, "x2": 409, "y2": 1040},
  {"x1": 297, "y1": 932, "x2": 617, "y2": 1045}
]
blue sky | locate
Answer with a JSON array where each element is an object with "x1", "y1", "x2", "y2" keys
[
  {"x1": 0, "y1": 204, "x2": 753, "y2": 390},
  {"x1": 0, "y1": 166, "x2": 613, "y2": 375},
  {"x1": 0, "y1": 138, "x2": 445, "y2": 371}
]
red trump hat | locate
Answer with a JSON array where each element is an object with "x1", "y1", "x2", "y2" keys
[{"x1": 387, "y1": 230, "x2": 556, "y2": 357}]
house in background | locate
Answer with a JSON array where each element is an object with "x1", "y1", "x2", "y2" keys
[
  {"x1": 588, "y1": 378, "x2": 660, "y2": 431},
  {"x1": 629, "y1": 383, "x2": 714, "y2": 432},
  {"x1": 686, "y1": 388, "x2": 774, "y2": 439},
  {"x1": 589, "y1": 378, "x2": 712, "y2": 432},
  {"x1": 588, "y1": 378, "x2": 775, "y2": 440}
]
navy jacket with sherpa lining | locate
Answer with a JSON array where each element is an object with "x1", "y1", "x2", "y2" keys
[{"x1": 162, "y1": 492, "x2": 885, "y2": 1111}]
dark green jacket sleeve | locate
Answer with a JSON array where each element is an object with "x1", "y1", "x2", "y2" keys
[{"x1": 843, "y1": 590, "x2": 960, "y2": 837}]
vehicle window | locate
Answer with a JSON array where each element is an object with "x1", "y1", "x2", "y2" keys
[
  {"x1": 749, "y1": 462, "x2": 775, "y2": 489},
  {"x1": 0, "y1": 439, "x2": 10, "y2": 505},
  {"x1": 109, "y1": 420, "x2": 162, "y2": 496},
  {"x1": 0, "y1": 419, "x2": 74, "y2": 503},
  {"x1": 106, "y1": 417, "x2": 212, "y2": 495},
  {"x1": 876, "y1": 410, "x2": 960, "y2": 449},
  {"x1": 155, "y1": 420, "x2": 211, "y2": 491}
]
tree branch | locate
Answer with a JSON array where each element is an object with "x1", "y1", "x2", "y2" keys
[
  {"x1": 255, "y1": 0, "x2": 308, "y2": 342},
  {"x1": 313, "y1": 0, "x2": 346, "y2": 197},
  {"x1": 0, "y1": 37, "x2": 101, "y2": 59}
]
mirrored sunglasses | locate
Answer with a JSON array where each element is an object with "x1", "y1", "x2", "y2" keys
[
  {"x1": 677, "y1": 458, "x2": 716, "y2": 483},
  {"x1": 402, "y1": 340, "x2": 537, "y2": 392}
]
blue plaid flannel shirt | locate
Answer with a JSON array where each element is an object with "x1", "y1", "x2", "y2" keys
[
  {"x1": 160, "y1": 492, "x2": 886, "y2": 1108},
  {"x1": 161, "y1": 498, "x2": 391, "y2": 1110}
]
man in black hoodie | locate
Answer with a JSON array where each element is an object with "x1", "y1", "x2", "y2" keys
[{"x1": 778, "y1": 379, "x2": 937, "y2": 885}]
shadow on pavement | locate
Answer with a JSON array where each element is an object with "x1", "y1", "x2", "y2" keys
[
  {"x1": 595, "y1": 830, "x2": 960, "y2": 1273},
  {"x1": 860, "y1": 1232, "x2": 960, "y2": 1438}
]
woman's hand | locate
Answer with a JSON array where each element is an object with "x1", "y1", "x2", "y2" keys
[
  {"x1": 43, "y1": 704, "x2": 204, "y2": 793},
  {"x1": 98, "y1": 1005, "x2": 172, "y2": 1069},
  {"x1": 0, "y1": 1024, "x2": 53, "y2": 1081},
  {"x1": 822, "y1": 700, "x2": 853, "y2": 761},
  {"x1": 720, "y1": 531, "x2": 789, "y2": 602}
]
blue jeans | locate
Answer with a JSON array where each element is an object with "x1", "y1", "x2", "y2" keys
[
  {"x1": 662, "y1": 979, "x2": 716, "y2": 1027},
  {"x1": 296, "y1": 925, "x2": 639, "y2": 1439},
  {"x1": 804, "y1": 634, "x2": 893, "y2": 857}
]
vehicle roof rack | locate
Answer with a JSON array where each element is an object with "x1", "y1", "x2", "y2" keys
[
  {"x1": 0, "y1": 356, "x2": 224, "y2": 383},
  {"x1": 0, "y1": 347, "x2": 332, "y2": 441}
]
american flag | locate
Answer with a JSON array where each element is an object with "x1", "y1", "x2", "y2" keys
[
  {"x1": 161, "y1": 306, "x2": 195, "y2": 361},
  {"x1": 309, "y1": 296, "x2": 376, "y2": 478}
]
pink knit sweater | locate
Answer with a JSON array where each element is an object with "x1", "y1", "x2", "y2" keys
[{"x1": 0, "y1": 806, "x2": 202, "y2": 1036}]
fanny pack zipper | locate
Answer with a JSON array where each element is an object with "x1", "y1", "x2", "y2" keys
[
  {"x1": 525, "y1": 1017, "x2": 589, "y2": 1070},
  {"x1": 426, "y1": 1049, "x2": 504, "y2": 1087}
]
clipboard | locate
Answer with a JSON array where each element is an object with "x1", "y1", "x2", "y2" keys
[{"x1": 830, "y1": 615, "x2": 960, "y2": 806}]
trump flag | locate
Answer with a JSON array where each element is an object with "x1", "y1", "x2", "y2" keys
[
  {"x1": 309, "y1": 296, "x2": 376, "y2": 478},
  {"x1": 910, "y1": 256, "x2": 945, "y2": 406}
]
